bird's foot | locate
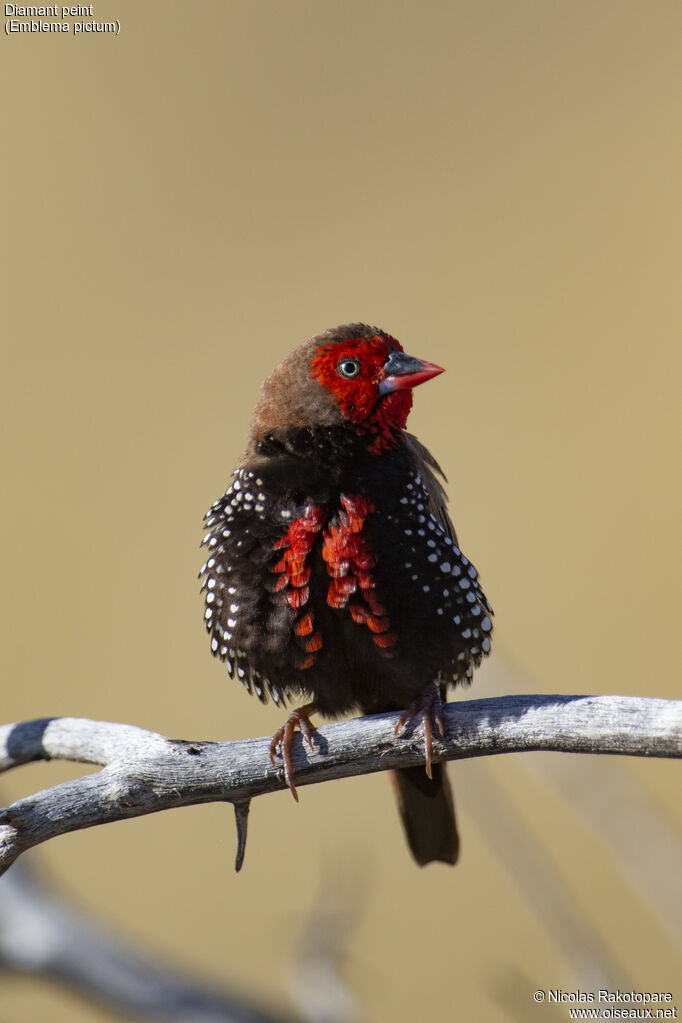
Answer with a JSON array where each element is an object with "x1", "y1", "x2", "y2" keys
[
  {"x1": 269, "y1": 702, "x2": 318, "y2": 802},
  {"x1": 394, "y1": 682, "x2": 446, "y2": 780}
]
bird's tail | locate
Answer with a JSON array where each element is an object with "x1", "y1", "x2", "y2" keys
[{"x1": 390, "y1": 764, "x2": 459, "y2": 866}]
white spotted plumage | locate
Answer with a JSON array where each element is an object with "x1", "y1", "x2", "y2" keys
[
  {"x1": 388, "y1": 468, "x2": 493, "y2": 684},
  {"x1": 200, "y1": 467, "x2": 286, "y2": 705},
  {"x1": 200, "y1": 404, "x2": 492, "y2": 715}
]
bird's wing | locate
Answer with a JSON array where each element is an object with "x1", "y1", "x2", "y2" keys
[{"x1": 404, "y1": 433, "x2": 458, "y2": 545}]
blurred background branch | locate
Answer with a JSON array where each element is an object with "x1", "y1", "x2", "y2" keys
[
  {"x1": 0, "y1": 859, "x2": 298, "y2": 1023},
  {"x1": 1, "y1": 695, "x2": 680, "y2": 877}
]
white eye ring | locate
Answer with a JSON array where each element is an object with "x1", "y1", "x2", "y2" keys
[{"x1": 337, "y1": 358, "x2": 361, "y2": 379}]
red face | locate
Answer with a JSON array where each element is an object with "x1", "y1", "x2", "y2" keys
[
  {"x1": 310, "y1": 332, "x2": 443, "y2": 449},
  {"x1": 311, "y1": 333, "x2": 403, "y2": 424}
]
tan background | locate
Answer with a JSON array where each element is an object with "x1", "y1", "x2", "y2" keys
[{"x1": 1, "y1": 1, "x2": 681, "y2": 1020}]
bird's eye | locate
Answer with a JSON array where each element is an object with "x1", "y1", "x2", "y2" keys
[{"x1": 337, "y1": 358, "x2": 361, "y2": 379}]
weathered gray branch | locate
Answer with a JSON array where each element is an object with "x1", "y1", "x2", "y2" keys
[{"x1": 0, "y1": 695, "x2": 679, "y2": 877}]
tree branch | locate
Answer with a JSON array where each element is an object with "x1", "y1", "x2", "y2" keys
[{"x1": 0, "y1": 695, "x2": 679, "y2": 877}]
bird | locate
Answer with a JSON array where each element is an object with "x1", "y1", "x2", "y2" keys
[{"x1": 200, "y1": 323, "x2": 493, "y2": 866}]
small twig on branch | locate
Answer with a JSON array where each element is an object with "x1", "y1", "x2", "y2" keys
[{"x1": 0, "y1": 694, "x2": 679, "y2": 877}]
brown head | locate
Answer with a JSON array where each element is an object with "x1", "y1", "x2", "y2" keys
[{"x1": 250, "y1": 323, "x2": 443, "y2": 451}]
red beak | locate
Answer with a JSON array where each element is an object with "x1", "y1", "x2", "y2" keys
[{"x1": 378, "y1": 351, "x2": 444, "y2": 394}]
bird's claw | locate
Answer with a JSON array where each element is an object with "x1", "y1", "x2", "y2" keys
[
  {"x1": 269, "y1": 702, "x2": 318, "y2": 801},
  {"x1": 394, "y1": 682, "x2": 446, "y2": 779}
]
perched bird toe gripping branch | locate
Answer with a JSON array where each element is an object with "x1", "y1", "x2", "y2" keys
[{"x1": 200, "y1": 324, "x2": 493, "y2": 866}]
